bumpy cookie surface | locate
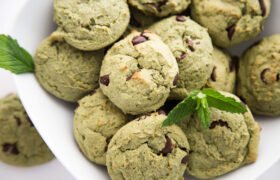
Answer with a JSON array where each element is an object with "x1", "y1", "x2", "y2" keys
[
  {"x1": 74, "y1": 89, "x2": 128, "y2": 166},
  {"x1": 237, "y1": 34, "x2": 280, "y2": 116},
  {"x1": 100, "y1": 31, "x2": 178, "y2": 115},
  {"x1": 207, "y1": 47, "x2": 236, "y2": 93},
  {"x1": 178, "y1": 92, "x2": 260, "y2": 179},
  {"x1": 150, "y1": 16, "x2": 213, "y2": 100},
  {"x1": 128, "y1": 0, "x2": 191, "y2": 17},
  {"x1": 106, "y1": 113, "x2": 189, "y2": 180},
  {"x1": 191, "y1": 0, "x2": 271, "y2": 47},
  {"x1": 0, "y1": 94, "x2": 53, "y2": 166},
  {"x1": 34, "y1": 31, "x2": 103, "y2": 102},
  {"x1": 54, "y1": 0, "x2": 130, "y2": 50}
]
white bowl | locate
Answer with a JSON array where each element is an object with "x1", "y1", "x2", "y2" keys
[{"x1": 11, "y1": 0, "x2": 280, "y2": 179}]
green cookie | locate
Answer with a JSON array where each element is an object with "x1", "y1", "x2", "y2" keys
[
  {"x1": 0, "y1": 94, "x2": 53, "y2": 167},
  {"x1": 128, "y1": 0, "x2": 191, "y2": 17},
  {"x1": 74, "y1": 89, "x2": 128, "y2": 166},
  {"x1": 237, "y1": 34, "x2": 280, "y2": 116},
  {"x1": 207, "y1": 47, "x2": 236, "y2": 93},
  {"x1": 54, "y1": 0, "x2": 130, "y2": 51},
  {"x1": 34, "y1": 31, "x2": 103, "y2": 102},
  {"x1": 150, "y1": 16, "x2": 214, "y2": 100},
  {"x1": 100, "y1": 31, "x2": 178, "y2": 115},
  {"x1": 106, "y1": 113, "x2": 189, "y2": 180},
  {"x1": 191, "y1": 0, "x2": 271, "y2": 47},
  {"x1": 178, "y1": 92, "x2": 260, "y2": 179}
]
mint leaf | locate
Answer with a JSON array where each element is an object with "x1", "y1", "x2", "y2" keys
[
  {"x1": 162, "y1": 92, "x2": 198, "y2": 126},
  {"x1": 202, "y1": 88, "x2": 247, "y2": 114},
  {"x1": 162, "y1": 88, "x2": 248, "y2": 128},
  {"x1": 195, "y1": 92, "x2": 210, "y2": 128},
  {"x1": 196, "y1": 102, "x2": 210, "y2": 128},
  {"x1": 0, "y1": 35, "x2": 34, "y2": 74}
]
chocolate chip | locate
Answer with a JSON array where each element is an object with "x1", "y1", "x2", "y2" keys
[
  {"x1": 14, "y1": 116, "x2": 21, "y2": 126},
  {"x1": 277, "y1": 74, "x2": 280, "y2": 81},
  {"x1": 260, "y1": 68, "x2": 270, "y2": 84},
  {"x1": 2, "y1": 144, "x2": 11, "y2": 152},
  {"x1": 176, "y1": 16, "x2": 186, "y2": 22},
  {"x1": 209, "y1": 120, "x2": 230, "y2": 129},
  {"x1": 181, "y1": 154, "x2": 189, "y2": 164},
  {"x1": 11, "y1": 146, "x2": 19, "y2": 155},
  {"x1": 187, "y1": 39, "x2": 195, "y2": 52},
  {"x1": 259, "y1": 0, "x2": 266, "y2": 16},
  {"x1": 176, "y1": 53, "x2": 187, "y2": 62},
  {"x1": 210, "y1": 66, "x2": 217, "y2": 81},
  {"x1": 230, "y1": 56, "x2": 239, "y2": 72},
  {"x1": 2, "y1": 143, "x2": 19, "y2": 155},
  {"x1": 173, "y1": 73, "x2": 179, "y2": 86},
  {"x1": 100, "y1": 75, "x2": 110, "y2": 86},
  {"x1": 146, "y1": 0, "x2": 168, "y2": 12},
  {"x1": 161, "y1": 136, "x2": 173, "y2": 156},
  {"x1": 226, "y1": 24, "x2": 236, "y2": 40},
  {"x1": 157, "y1": 110, "x2": 166, "y2": 115},
  {"x1": 132, "y1": 35, "x2": 148, "y2": 45}
]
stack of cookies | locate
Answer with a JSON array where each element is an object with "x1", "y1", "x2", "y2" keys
[{"x1": 31, "y1": 0, "x2": 279, "y2": 179}]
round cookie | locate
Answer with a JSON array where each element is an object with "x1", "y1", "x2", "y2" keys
[
  {"x1": 54, "y1": 0, "x2": 130, "y2": 51},
  {"x1": 128, "y1": 0, "x2": 191, "y2": 17},
  {"x1": 207, "y1": 47, "x2": 237, "y2": 93},
  {"x1": 237, "y1": 34, "x2": 280, "y2": 116},
  {"x1": 0, "y1": 94, "x2": 53, "y2": 166},
  {"x1": 178, "y1": 92, "x2": 260, "y2": 179},
  {"x1": 74, "y1": 89, "x2": 128, "y2": 166},
  {"x1": 99, "y1": 31, "x2": 179, "y2": 115},
  {"x1": 106, "y1": 113, "x2": 189, "y2": 180},
  {"x1": 34, "y1": 31, "x2": 103, "y2": 102},
  {"x1": 150, "y1": 16, "x2": 214, "y2": 100},
  {"x1": 191, "y1": 0, "x2": 271, "y2": 47}
]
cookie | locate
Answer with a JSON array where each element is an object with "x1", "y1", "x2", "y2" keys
[
  {"x1": 178, "y1": 92, "x2": 260, "y2": 179},
  {"x1": 128, "y1": 0, "x2": 191, "y2": 17},
  {"x1": 106, "y1": 113, "x2": 189, "y2": 180},
  {"x1": 0, "y1": 94, "x2": 53, "y2": 166},
  {"x1": 237, "y1": 34, "x2": 280, "y2": 116},
  {"x1": 206, "y1": 47, "x2": 236, "y2": 93},
  {"x1": 54, "y1": 0, "x2": 130, "y2": 51},
  {"x1": 99, "y1": 31, "x2": 179, "y2": 115},
  {"x1": 73, "y1": 89, "x2": 128, "y2": 166},
  {"x1": 34, "y1": 31, "x2": 103, "y2": 102},
  {"x1": 150, "y1": 16, "x2": 214, "y2": 100},
  {"x1": 191, "y1": 0, "x2": 271, "y2": 47}
]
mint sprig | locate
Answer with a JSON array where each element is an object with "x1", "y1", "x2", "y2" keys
[
  {"x1": 0, "y1": 35, "x2": 34, "y2": 74},
  {"x1": 163, "y1": 89, "x2": 247, "y2": 128}
]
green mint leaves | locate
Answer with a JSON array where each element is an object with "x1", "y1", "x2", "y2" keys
[
  {"x1": 162, "y1": 89, "x2": 247, "y2": 128},
  {"x1": 0, "y1": 35, "x2": 34, "y2": 74}
]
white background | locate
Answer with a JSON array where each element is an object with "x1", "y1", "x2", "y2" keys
[{"x1": 0, "y1": 0, "x2": 279, "y2": 180}]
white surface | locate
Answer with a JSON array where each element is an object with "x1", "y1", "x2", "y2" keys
[
  {"x1": 0, "y1": 1, "x2": 74, "y2": 180},
  {"x1": 1, "y1": 0, "x2": 280, "y2": 180}
]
